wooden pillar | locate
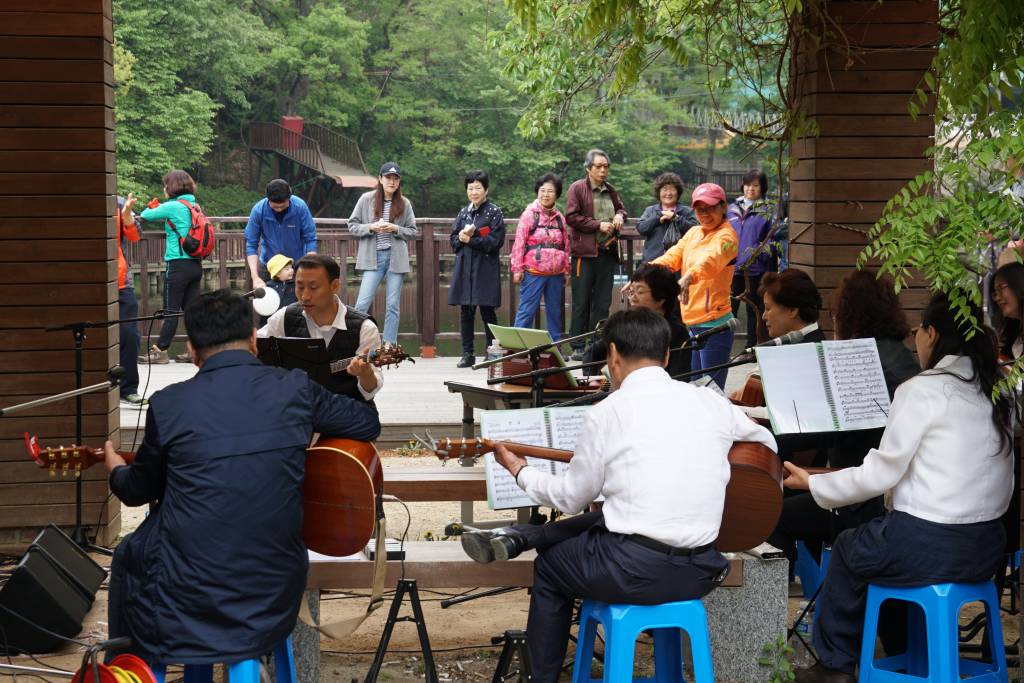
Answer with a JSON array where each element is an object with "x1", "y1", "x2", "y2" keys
[
  {"x1": 789, "y1": 0, "x2": 937, "y2": 332},
  {"x1": 0, "y1": 0, "x2": 119, "y2": 550}
]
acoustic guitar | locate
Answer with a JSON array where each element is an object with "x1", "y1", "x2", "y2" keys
[
  {"x1": 426, "y1": 436, "x2": 783, "y2": 553},
  {"x1": 329, "y1": 345, "x2": 412, "y2": 375},
  {"x1": 25, "y1": 433, "x2": 381, "y2": 557}
]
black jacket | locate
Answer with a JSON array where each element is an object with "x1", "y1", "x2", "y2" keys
[{"x1": 108, "y1": 350, "x2": 380, "y2": 664}]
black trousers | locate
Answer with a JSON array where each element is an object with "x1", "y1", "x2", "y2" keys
[
  {"x1": 514, "y1": 512, "x2": 728, "y2": 682},
  {"x1": 814, "y1": 511, "x2": 1005, "y2": 673},
  {"x1": 459, "y1": 304, "x2": 497, "y2": 355},
  {"x1": 156, "y1": 259, "x2": 202, "y2": 350},
  {"x1": 118, "y1": 286, "x2": 140, "y2": 395},
  {"x1": 731, "y1": 273, "x2": 764, "y2": 341},
  {"x1": 569, "y1": 250, "x2": 617, "y2": 351}
]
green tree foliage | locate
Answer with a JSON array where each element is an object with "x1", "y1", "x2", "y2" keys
[{"x1": 113, "y1": 1, "x2": 272, "y2": 197}]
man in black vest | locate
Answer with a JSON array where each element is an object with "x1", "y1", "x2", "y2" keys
[{"x1": 259, "y1": 254, "x2": 383, "y2": 402}]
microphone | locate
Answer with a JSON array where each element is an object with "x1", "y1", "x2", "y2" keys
[
  {"x1": 691, "y1": 317, "x2": 741, "y2": 342},
  {"x1": 107, "y1": 366, "x2": 126, "y2": 385},
  {"x1": 744, "y1": 329, "x2": 805, "y2": 353},
  {"x1": 244, "y1": 287, "x2": 267, "y2": 299}
]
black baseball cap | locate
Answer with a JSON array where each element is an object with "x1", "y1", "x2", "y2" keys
[{"x1": 379, "y1": 162, "x2": 402, "y2": 178}]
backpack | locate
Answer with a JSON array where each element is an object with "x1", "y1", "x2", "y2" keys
[
  {"x1": 529, "y1": 211, "x2": 564, "y2": 239},
  {"x1": 169, "y1": 199, "x2": 215, "y2": 258}
]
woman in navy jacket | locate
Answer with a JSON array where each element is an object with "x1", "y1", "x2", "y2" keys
[{"x1": 449, "y1": 170, "x2": 506, "y2": 367}]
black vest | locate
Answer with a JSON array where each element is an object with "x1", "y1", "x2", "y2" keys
[{"x1": 282, "y1": 303, "x2": 374, "y2": 403}]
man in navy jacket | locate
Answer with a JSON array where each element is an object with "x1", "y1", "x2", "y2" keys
[{"x1": 103, "y1": 289, "x2": 380, "y2": 665}]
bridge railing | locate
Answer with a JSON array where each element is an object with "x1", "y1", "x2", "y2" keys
[
  {"x1": 127, "y1": 217, "x2": 647, "y2": 352},
  {"x1": 247, "y1": 122, "x2": 327, "y2": 175}
]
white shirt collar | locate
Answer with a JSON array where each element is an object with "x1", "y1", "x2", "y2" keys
[{"x1": 618, "y1": 364, "x2": 669, "y2": 390}]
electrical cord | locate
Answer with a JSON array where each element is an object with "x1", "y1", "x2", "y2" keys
[{"x1": 0, "y1": 604, "x2": 89, "y2": 648}]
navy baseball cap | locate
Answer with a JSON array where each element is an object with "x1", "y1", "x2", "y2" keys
[{"x1": 379, "y1": 162, "x2": 401, "y2": 177}]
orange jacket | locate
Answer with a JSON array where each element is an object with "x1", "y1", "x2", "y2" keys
[
  {"x1": 117, "y1": 210, "x2": 140, "y2": 289},
  {"x1": 652, "y1": 219, "x2": 738, "y2": 325}
]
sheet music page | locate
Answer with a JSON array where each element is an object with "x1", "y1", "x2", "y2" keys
[
  {"x1": 821, "y1": 339, "x2": 891, "y2": 431},
  {"x1": 481, "y1": 408, "x2": 550, "y2": 510},
  {"x1": 546, "y1": 406, "x2": 588, "y2": 476},
  {"x1": 755, "y1": 344, "x2": 836, "y2": 434}
]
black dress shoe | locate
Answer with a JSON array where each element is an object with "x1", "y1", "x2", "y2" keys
[
  {"x1": 794, "y1": 663, "x2": 855, "y2": 683},
  {"x1": 456, "y1": 354, "x2": 475, "y2": 368},
  {"x1": 461, "y1": 528, "x2": 529, "y2": 563}
]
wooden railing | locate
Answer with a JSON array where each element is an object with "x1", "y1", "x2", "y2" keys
[
  {"x1": 127, "y1": 217, "x2": 647, "y2": 351},
  {"x1": 246, "y1": 122, "x2": 327, "y2": 175},
  {"x1": 304, "y1": 123, "x2": 367, "y2": 174}
]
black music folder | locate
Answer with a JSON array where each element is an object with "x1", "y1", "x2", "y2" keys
[{"x1": 257, "y1": 336, "x2": 333, "y2": 387}]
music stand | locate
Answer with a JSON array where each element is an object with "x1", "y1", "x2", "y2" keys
[{"x1": 256, "y1": 336, "x2": 333, "y2": 384}]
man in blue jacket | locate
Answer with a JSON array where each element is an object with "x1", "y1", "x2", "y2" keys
[
  {"x1": 103, "y1": 289, "x2": 380, "y2": 665},
  {"x1": 245, "y1": 179, "x2": 317, "y2": 291}
]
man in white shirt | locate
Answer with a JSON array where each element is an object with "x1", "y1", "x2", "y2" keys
[
  {"x1": 258, "y1": 254, "x2": 382, "y2": 403},
  {"x1": 463, "y1": 308, "x2": 777, "y2": 682}
]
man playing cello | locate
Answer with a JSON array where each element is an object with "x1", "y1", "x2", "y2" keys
[{"x1": 461, "y1": 308, "x2": 777, "y2": 681}]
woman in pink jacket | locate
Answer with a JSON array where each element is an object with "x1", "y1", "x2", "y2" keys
[{"x1": 511, "y1": 173, "x2": 570, "y2": 340}]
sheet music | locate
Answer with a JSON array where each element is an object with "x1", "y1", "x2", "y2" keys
[
  {"x1": 479, "y1": 407, "x2": 587, "y2": 509},
  {"x1": 821, "y1": 339, "x2": 890, "y2": 430},
  {"x1": 548, "y1": 406, "x2": 588, "y2": 450},
  {"x1": 481, "y1": 408, "x2": 550, "y2": 509},
  {"x1": 755, "y1": 344, "x2": 836, "y2": 434}
]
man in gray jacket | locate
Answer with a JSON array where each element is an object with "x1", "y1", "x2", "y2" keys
[{"x1": 347, "y1": 162, "x2": 419, "y2": 345}]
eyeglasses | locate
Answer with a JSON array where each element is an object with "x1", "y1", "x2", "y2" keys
[{"x1": 627, "y1": 286, "x2": 651, "y2": 298}]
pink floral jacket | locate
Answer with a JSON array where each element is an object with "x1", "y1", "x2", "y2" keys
[{"x1": 510, "y1": 200, "x2": 570, "y2": 276}]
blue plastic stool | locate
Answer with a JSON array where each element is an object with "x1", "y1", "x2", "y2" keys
[
  {"x1": 572, "y1": 599, "x2": 714, "y2": 682},
  {"x1": 795, "y1": 541, "x2": 831, "y2": 598},
  {"x1": 858, "y1": 582, "x2": 1007, "y2": 682},
  {"x1": 150, "y1": 636, "x2": 296, "y2": 683}
]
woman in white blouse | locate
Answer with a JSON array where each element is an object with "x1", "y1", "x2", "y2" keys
[{"x1": 783, "y1": 292, "x2": 1014, "y2": 683}]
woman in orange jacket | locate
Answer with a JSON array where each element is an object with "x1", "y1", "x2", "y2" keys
[{"x1": 650, "y1": 183, "x2": 738, "y2": 388}]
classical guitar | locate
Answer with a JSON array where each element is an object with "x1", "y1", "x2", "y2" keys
[
  {"x1": 25, "y1": 432, "x2": 381, "y2": 557},
  {"x1": 329, "y1": 345, "x2": 413, "y2": 375},
  {"x1": 425, "y1": 436, "x2": 783, "y2": 553}
]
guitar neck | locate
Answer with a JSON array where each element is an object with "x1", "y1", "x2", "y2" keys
[
  {"x1": 482, "y1": 438, "x2": 574, "y2": 463},
  {"x1": 329, "y1": 355, "x2": 359, "y2": 374}
]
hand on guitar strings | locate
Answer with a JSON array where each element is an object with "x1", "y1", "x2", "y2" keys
[
  {"x1": 346, "y1": 347, "x2": 379, "y2": 392},
  {"x1": 781, "y1": 461, "x2": 811, "y2": 491},
  {"x1": 103, "y1": 440, "x2": 128, "y2": 473},
  {"x1": 493, "y1": 442, "x2": 528, "y2": 478}
]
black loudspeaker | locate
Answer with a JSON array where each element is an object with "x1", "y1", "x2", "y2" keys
[{"x1": 0, "y1": 524, "x2": 106, "y2": 654}]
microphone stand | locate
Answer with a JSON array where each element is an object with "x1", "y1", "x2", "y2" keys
[{"x1": 36, "y1": 310, "x2": 184, "y2": 553}]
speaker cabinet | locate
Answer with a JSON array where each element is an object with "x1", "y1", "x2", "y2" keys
[{"x1": 0, "y1": 524, "x2": 106, "y2": 654}]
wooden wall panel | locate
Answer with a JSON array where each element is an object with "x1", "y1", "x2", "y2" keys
[{"x1": 0, "y1": 0, "x2": 118, "y2": 551}]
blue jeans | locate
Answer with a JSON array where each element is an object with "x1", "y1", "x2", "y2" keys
[
  {"x1": 688, "y1": 322, "x2": 734, "y2": 389},
  {"x1": 513, "y1": 273, "x2": 564, "y2": 341},
  {"x1": 354, "y1": 249, "x2": 404, "y2": 345}
]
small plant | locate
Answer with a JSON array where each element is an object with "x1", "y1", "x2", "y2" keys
[
  {"x1": 392, "y1": 440, "x2": 426, "y2": 457},
  {"x1": 759, "y1": 635, "x2": 795, "y2": 682}
]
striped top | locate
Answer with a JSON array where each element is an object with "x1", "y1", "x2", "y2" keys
[{"x1": 375, "y1": 200, "x2": 392, "y2": 251}]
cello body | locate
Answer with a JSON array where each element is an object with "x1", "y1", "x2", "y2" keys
[{"x1": 303, "y1": 437, "x2": 383, "y2": 556}]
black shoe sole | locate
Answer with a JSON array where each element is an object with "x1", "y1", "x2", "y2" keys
[
  {"x1": 461, "y1": 533, "x2": 495, "y2": 563},
  {"x1": 491, "y1": 536, "x2": 518, "y2": 562}
]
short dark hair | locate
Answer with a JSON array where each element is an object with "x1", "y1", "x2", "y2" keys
[
  {"x1": 184, "y1": 289, "x2": 253, "y2": 356},
  {"x1": 832, "y1": 270, "x2": 909, "y2": 341},
  {"x1": 295, "y1": 254, "x2": 340, "y2": 282},
  {"x1": 464, "y1": 170, "x2": 489, "y2": 190},
  {"x1": 163, "y1": 170, "x2": 196, "y2": 198},
  {"x1": 629, "y1": 263, "x2": 680, "y2": 316},
  {"x1": 266, "y1": 179, "x2": 292, "y2": 203},
  {"x1": 602, "y1": 308, "x2": 670, "y2": 363},
  {"x1": 653, "y1": 172, "x2": 684, "y2": 200},
  {"x1": 759, "y1": 269, "x2": 821, "y2": 324},
  {"x1": 741, "y1": 169, "x2": 768, "y2": 197},
  {"x1": 534, "y1": 172, "x2": 562, "y2": 198}
]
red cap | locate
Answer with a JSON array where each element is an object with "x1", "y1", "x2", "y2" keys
[{"x1": 690, "y1": 183, "x2": 726, "y2": 208}]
